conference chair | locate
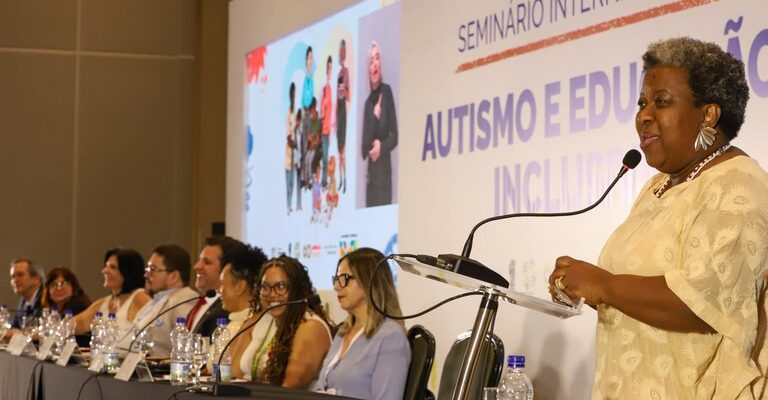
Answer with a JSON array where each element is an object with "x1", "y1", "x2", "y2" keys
[
  {"x1": 403, "y1": 325, "x2": 436, "y2": 400},
  {"x1": 436, "y1": 330, "x2": 505, "y2": 400}
]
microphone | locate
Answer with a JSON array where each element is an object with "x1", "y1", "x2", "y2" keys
[
  {"x1": 128, "y1": 289, "x2": 216, "y2": 353},
  {"x1": 207, "y1": 294, "x2": 322, "y2": 396},
  {"x1": 425, "y1": 149, "x2": 642, "y2": 287}
]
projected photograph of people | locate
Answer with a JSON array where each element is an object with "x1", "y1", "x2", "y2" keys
[
  {"x1": 243, "y1": 0, "x2": 399, "y2": 290},
  {"x1": 356, "y1": 3, "x2": 401, "y2": 208},
  {"x1": 255, "y1": 35, "x2": 356, "y2": 228}
]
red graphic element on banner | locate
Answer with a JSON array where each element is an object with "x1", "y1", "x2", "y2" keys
[
  {"x1": 311, "y1": 244, "x2": 322, "y2": 258},
  {"x1": 246, "y1": 46, "x2": 268, "y2": 84},
  {"x1": 456, "y1": 0, "x2": 715, "y2": 73}
]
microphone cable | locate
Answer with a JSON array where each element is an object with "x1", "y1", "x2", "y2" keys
[
  {"x1": 26, "y1": 360, "x2": 43, "y2": 400},
  {"x1": 368, "y1": 254, "x2": 483, "y2": 321},
  {"x1": 75, "y1": 371, "x2": 104, "y2": 400},
  {"x1": 166, "y1": 388, "x2": 192, "y2": 400}
]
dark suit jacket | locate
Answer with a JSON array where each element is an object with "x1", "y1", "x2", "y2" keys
[
  {"x1": 189, "y1": 297, "x2": 228, "y2": 338},
  {"x1": 11, "y1": 289, "x2": 43, "y2": 329}
]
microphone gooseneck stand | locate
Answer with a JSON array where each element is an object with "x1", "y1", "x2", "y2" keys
[
  {"x1": 373, "y1": 150, "x2": 642, "y2": 400},
  {"x1": 452, "y1": 150, "x2": 640, "y2": 400}
]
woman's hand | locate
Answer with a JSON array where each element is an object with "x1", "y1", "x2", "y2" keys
[
  {"x1": 548, "y1": 257, "x2": 715, "y2": 332},
  {"x1": 369, "y1": 139, "x2": 381, "y2": 162},
  {"x1": 548, "y1": 256, "x2": 613, "y2": 306},
  {"x1": 374, "y1": 93, "x2": 382, "y2": 119}
]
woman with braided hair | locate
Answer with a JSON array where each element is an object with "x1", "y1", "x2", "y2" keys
[{"x1": 249, "y1": 256, "x2": 334, "y2": 388}]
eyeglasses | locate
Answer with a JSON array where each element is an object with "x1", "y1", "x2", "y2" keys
[
  {"x1": 332, "y1": 273, "x2": 355, "y2": 288},
  {"x1": 144, "y1": 265, "x2": 169, "y2": 273},
  {"x1": 48, "y1": 280, "x2": 71, "y2": 289},
  {"x1": 258, "y1": 281, "x2": 290, "y2": 296}
]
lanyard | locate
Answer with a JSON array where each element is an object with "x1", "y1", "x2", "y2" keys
[{"x1": 251, "y1": 318, "x2": 276, "y2": 380}]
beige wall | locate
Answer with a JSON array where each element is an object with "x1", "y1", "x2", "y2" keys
[{"x1": 0, "y1": 0, "x2": 227, "y2": 306}]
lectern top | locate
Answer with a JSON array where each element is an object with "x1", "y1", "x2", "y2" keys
[{"x1": 394, "y1": 255, "x2": 583, "y2": 318}]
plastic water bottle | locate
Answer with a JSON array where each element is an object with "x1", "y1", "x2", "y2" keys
[
  {"x1": 61, "y1": 309, "x2": 76, "y2": 340},
  {"x1": 0, "y1": 305, "x2": 10, "y2": 336},
  {"x1": 170, "y1": 317, "x2": 191, "y2": 385},
  {"x1": 102, "y1": 312, "x2": 120, "y2": 374},
  {"x1": 498, "y1": 355, "x2": 534, "y2": 400},
  {"x1": 0, "y1": 305, "x2": 9, "y2": 323},
  {"x1": 211, "y1": 317, "x2": 232, "y2": 382},
  {"x1": 209, "y1": 318, "x2": 225, "y2": 372},
  {"x1": 53, "y1": 309, "x2": 75, "y2": 356},
  {"x1": 41, "y1": 308, "x2": 59, "y2": 341},
  {"x1": 89, "y1": 311, "x2": 104, "y2": 365}
]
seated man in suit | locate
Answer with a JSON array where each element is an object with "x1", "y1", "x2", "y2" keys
[
  {"x1": 131, "y1": 244, "x2": 198, "y2": 358},
  {"x1": 9, "y1": 258, "x2": 44, "y2": 329},
  {"x1": 187, "y1": 236, "x2": 247, "y2": 337}
]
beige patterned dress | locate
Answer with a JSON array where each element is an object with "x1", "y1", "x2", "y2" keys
[{"x1": 594, "y1": 156, "x2": 768, "y2": 399}]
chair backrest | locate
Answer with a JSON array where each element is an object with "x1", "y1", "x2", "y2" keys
[
  {"x1": 437, "y1": 330, "x2": 505, "y2": 400},
  {"x1": 403, "y1": 325, "x2": 436, "y2": 400}
]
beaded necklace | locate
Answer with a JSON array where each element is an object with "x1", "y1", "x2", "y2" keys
[{"x1": 654, "y1": 143, "x2": 732, "y2": 198}]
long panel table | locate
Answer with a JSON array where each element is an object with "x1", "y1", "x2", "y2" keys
[{"x1": 0, "y1": 351, "x2": 357, "y2": 400}]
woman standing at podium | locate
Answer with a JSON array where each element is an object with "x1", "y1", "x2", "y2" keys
[
  {"x1": 548, "y1": 37, "x2": 768, "y2": 399},
  {"x1": 316, "y1": 248, "x2": 410, "y2": 399}
]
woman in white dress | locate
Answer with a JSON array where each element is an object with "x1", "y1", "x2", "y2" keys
[
  {"x1": 73, "y1": 248, "x2": 150, "y2": 350},
  {"x1": 215, "y1": 244, "x2": 267, "y2": 379}
]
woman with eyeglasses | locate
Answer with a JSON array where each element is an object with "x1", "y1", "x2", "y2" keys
[
  {"x1": 316, "y1": 248, "x2": 410, "y2": 399},
  {"x1": 244, "y1": 256, "x2": 334, "y2": 388},
  {"x1": 41, "y1": 267, "x2": 91, "y2": 316}
]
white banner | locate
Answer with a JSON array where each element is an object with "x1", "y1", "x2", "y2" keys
[{"x1": 398, "y1": 0, "x2": 768, "y2": 397}]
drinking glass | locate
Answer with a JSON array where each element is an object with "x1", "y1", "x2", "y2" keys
[
  {"x1": 0, "y1": 321, "x2": 9, "y2": 342},
  {"x1": 130, "y1": 326, "x2": 155, "y2": 356},
  {"x1": 189, "y1": 334, "x2": 207, "y2": 385},
  {"x1": 21, "y1": 316, "x2": 39, "y2": 342}
]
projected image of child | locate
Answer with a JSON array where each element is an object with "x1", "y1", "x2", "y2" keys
[
  {"x1": 325, "y1": 155, "x2": 339, "y2": 225},
  {"x1": 321, "y1": 55, "x2": 333, "y2": 189},
  {"x1": 336, "y1": 39, "x2": 350, "y2": 194},
  {"x1": 361, "y1": 41, "x2": 398, "y2": 207},
  {"x1": 308, "y1": 97, "x2": 322, "y2": 223},
  {"x1": 312, "y1": 158, "x2": 323, "y2": 223},
  {"x1": 300, "y1": 46, "x2": 315, "y2": 190},
  {"x1": 306, "y1": 97, "x2": 321, "y2": 187},
  {"x1": 294, "y1": 109, "x2": 303, "y2": 212},
  {"x1": 285, "y1": 82, "x2": 297, "y2": 215}
]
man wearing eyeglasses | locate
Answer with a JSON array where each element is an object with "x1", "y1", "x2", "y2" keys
[
  {"x1": 187, "y1": 236, "x2": 248, "y2": 337},
  {"x1": 131, "y1": 244, "x2": 198, "y2": 358},
  {"x1": 9, "y1": 258, "x2": 44, "y2": 329}
]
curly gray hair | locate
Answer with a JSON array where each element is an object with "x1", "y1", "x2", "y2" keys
[{"x1": 642, "y1": 37, "x2": 749, "y2": 139}]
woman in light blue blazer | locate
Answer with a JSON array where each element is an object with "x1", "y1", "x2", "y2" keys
[{"x1": 316, "y1": 248, "x2": 410, "y2": 399}]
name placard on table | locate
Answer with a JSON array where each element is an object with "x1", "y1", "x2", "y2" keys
[
  {"x1": 36, "y1": 337, "x2": 53, "y2": 360},
  {"x1": 115, "y1": 352, "x2": 154, "y2": 382},
  {"x1": 56, "y1": 340, "x2": 78, "y2": 366},
  {"x1": 8, "y1": 333, "x2": 33, "y2": 356}
]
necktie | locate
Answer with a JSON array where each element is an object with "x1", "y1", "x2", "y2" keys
[{"x1": 186, "y1": 297, "x2": 206, "y2": 330}]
